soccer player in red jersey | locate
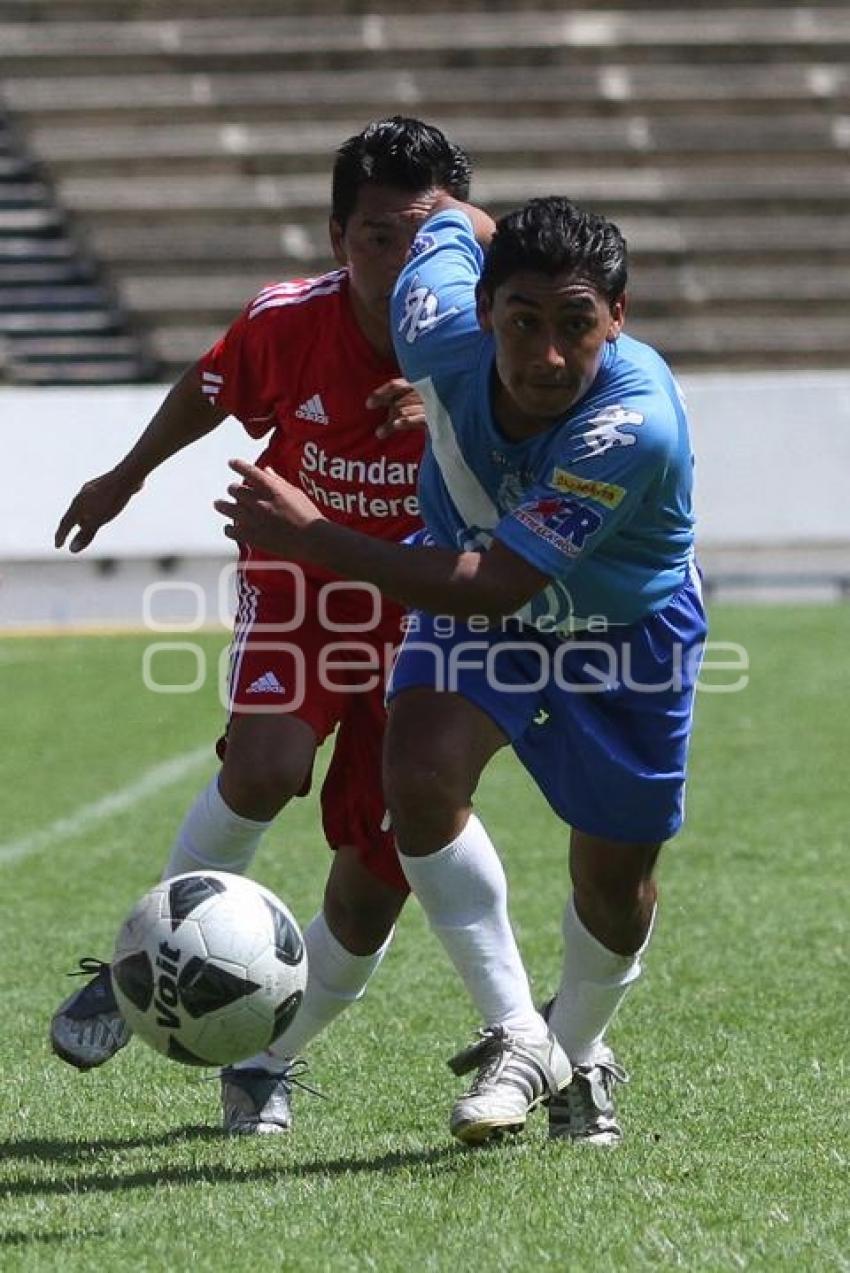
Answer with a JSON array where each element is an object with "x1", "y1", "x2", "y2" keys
[{"x1": 50, "y1": 117, "x2": 472, "y2": 1132}]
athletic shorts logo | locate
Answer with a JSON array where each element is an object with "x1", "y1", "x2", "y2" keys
[
  {"x1": 549, "y1": 468, "x2": 626, "y2": 509},
  {"x1": 295, "y1": 394, "x2": 330, "y2": 425},
  {"x1": 397, "y1": 273, "x2": 458, "y2": 344},
  {"x1": 573, "y1": 406, "x2": 645, "y2": 462},
  {"x1": 246, "y1": 671, "x2": 286, "y2": 695}
]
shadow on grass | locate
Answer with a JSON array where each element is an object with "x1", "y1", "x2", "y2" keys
[
  {"x1": 0, "y1": 1124, "x2": 224, "y2": 1163},
  {"x1": 0, "y1": 1230, "x2": 108, "y2": 1247},
  {"x1": 0, "y1": 1141, "x2": 470, "y2": 1200}
]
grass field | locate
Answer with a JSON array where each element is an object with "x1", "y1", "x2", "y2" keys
[{"x1": 0, "y1": 604, "x2": 847, "y2": 1272}]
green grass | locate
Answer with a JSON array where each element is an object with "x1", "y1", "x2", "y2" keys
[{"x1": 0, "y1": 607, "x2": 847, "y2": 1272}]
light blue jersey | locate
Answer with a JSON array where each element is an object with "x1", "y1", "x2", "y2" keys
[{"x1": 391, "y1": 211, "x2": 696, "y2": 629}]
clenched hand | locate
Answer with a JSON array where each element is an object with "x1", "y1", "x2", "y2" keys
[{"x1": 368, "y1": 378, "x2": 428, "y2": 440}]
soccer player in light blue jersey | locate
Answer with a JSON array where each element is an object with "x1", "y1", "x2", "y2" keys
[{"x1": 216, "y1": 193, "x2": 707, "y2": 1147}]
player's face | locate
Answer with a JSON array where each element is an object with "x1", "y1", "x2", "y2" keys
[
  {"x1": 330, "y1": 184, "x2": 437, "y2": 327},
  {"x1": 477, "y1": 270, "x2": 625, "y2": 437}
]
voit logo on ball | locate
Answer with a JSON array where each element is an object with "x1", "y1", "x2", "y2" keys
[{"x1": 111, "y1": 872, "x2": 308, "y2": 1067}]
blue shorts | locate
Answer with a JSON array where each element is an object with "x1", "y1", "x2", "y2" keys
[{"x1": 387, "y1": 570, "x2": 707, "y2": 843}]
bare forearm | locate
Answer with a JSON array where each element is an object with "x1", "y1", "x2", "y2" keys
[
  {"x1": 115, "y1": 363, "x2": 226, "y2": 485},
  {"x1": 217, "y1": 459, "x2": 551, "y2": 618},
  {"x1": 297, "y1": 521, "x2": 514, "y2": 619}
]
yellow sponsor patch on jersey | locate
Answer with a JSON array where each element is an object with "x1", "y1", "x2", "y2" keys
[{"x1": 549, "y1": 468, "x2": 627, "y2": 509}]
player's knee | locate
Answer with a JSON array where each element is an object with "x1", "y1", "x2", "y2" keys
[
  {"x1": 573, "y1": 871, "x2": 657, "y2": 956},
  {"x1": 220, "y1": 750, "x2": 311, "y2": 819},
  {"x1": 324, "y1": 885, "x2": 401, "y2": 955},
  {"x1": 384, "y1": 752, "x2": 464, "y2": 829}
]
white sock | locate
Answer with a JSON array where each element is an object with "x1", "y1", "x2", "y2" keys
[
  {"x1": 161, "y1": 775, "x2": 271, "y2": 880},
  {"x1": 398, "y1": 814, "x2": 546, "y2": 1043},
  {"x1": 233, "y1": 911, "x2": 393, "y2": 1073},
  {"x1": 548, "y1": 894, "x2": 656, "y2": 1065}
]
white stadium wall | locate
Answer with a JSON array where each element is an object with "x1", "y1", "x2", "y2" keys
[{"x1": 1, "y1": 372, "x2": 849, "y2": 626}]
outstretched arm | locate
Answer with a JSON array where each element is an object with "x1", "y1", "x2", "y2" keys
[
  {"x1": 55, "y1": 363, "x2": 226, "y2": 552},
  {"x1": 215, "y1": 460, "x2": 550, "y2": 620},
  {"x1": 424, "y1": 193, "x2": 496, "y2": 249}
]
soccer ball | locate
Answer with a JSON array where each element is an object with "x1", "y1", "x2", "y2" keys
[{"x1": 110, "y1": 871, "x2": 307, "y2": 1067}]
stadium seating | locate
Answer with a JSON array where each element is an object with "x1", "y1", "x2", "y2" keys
[
  {"x1": 1, "y1": 1, "x2": 849, "y2": 380},
  {"x1": 0, "y1": 106, "x2": 153, "y2": 382}
]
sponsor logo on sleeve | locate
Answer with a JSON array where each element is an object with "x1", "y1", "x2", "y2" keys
[
  {"x1": 573, "y1": 405, "x2": 645, "y2": 462},
  {"x1": 549, "y1": 468, "x2": 626, "y2": 509},
  {"x1": 397, "y1": 273, "x2": 458, "y2": 344},
  {"x1": 512, "y1": 496, "x2": 603, "y2": 557}
]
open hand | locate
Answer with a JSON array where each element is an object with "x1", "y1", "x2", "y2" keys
[
  {"x1": 55, "y1": 469, "x2": 143, "y2": 553},
  {"x1": 214, "y1": 459, "x2": 325, "y2": 556}
]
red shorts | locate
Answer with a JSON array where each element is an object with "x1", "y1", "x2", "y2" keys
[{"x1": 219, "y1": 559, "x2": 407, "y2": 893}]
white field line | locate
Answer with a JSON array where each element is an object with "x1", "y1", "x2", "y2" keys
[{"x1": 0, "y1": 745, "x2": 212, "y2": 868}]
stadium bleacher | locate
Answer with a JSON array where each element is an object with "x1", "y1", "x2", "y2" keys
[{"x1": 1, "y1": 1, "x2": 849, "y2": 381}]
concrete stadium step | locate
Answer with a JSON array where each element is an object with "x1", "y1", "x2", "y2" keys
[
  {"x1": 629, "y1": 262, "x2": 850, "y2": 312},
  {"x1": 54, "y1": 164, "x2": 850, "y2": 223},
  {"x1": 0, "y1": 282, "x2": 113, "y2": 310},
  {"x1": 85, "y1": 213, "x2": 850, "y2": 275},
  {"x1": 630, "y1": 313, "x2": 850, "y2": 367},
  {"x1": 0, "y1": 153, "x2": 36, "y2": 178},
  {"x1": 5, "y1": 357, "x2": 153, "y2": 384},
  {"x1": 147, "y1": 313, "x2": 850, "y2": 376},
  {"x1": 0, "y1": 308, "x2": 123, "y2": 333},
  {"x1": 6, "y1": 63, "x2": 850, "y2": 124},
  {"x1": 4, "y1": 332, "x2": 145, "y2": 359},
  {"x1": 0, "y1": 207, "x2": 65, "y2": 234},
  {"x1": 4, "y1": 0, "x2": 827, "y2": 16},
  {"x1": 1, "y1": 10, "x2": 849, "y2": 75},
  {"x1": 0, "y1": 235, "x2": 77, "y2": 260},
  {"x1": 0, "y1": 0, "x2": 836, "y2": 14},
  {"x1": 117, "y1": 260, "x2": 850, "y2": 325},
  {"x1": 118, "y1": 273, "x2": 296, "y2": 317},
  {"x1": 626, "y1": 214, "x2": 850, "y2": 261},
  {"x1": 150, "y1": 323, "x2": 220, "y2": 367},
  {"x1": 0, "y1": 259, "x2": 96, "y2": 283},
  {"x1": 23, "y1": 112, "x2": 850, "y2": 176},
  {"x1": 89, "y1": 221, "x2": 325, "y2": 267},
  {"x1": 0, "y1": 181, "x2": 52, "y2": 208}
]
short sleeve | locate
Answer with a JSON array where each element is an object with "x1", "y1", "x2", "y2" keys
[
  {"x1": 495, "y1": 403, "x2": 676, "y2": 579},
  {"x1": 197, "y1": 304, "x2": 278, "y2": 437},
  {"x1": 391, "y1": 211, "x2": 484, "y2": 384}
]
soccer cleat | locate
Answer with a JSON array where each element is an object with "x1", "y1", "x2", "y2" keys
[
  {"x1": 547, "y1": 1048, "x2": 629, "y2": 1146},
  {"x1": 220, "y1": 1060, "x2": 322, "y2": 1135},
  {"x1": 50, "y1": 958, "x2": 133, "y2": 1071},
  {"x1": 447, "y1": 1024, "x2": 572, "y2": 1145}
]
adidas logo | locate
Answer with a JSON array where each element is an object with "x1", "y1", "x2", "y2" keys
[
  {"x1": 295, "y1": 394, "x2": 329, "y2": 425},
  {"x1": 246, "y1": 671, "x2": 286, "y2": 695}
]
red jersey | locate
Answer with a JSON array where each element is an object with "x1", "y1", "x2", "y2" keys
[{"x1": 198, "y1": 269, "x2": 424, "y2": 581}]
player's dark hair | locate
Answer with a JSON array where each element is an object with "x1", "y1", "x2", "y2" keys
[
  {"x1": 331, "y1": 116, "x2": 472, "y2": 229},
  {"x1": 480, "y1": 197, "x2": 628, "y2": 305}
]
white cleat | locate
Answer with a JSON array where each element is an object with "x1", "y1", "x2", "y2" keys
[
  {"x1": 448, "y1": 1024, "x2": 572, "y2": 1145},
  {"x1": 548, "y1": 1047, "x2": 629, "y2": 1146}
]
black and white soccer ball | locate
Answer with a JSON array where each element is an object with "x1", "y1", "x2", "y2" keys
[{"x1": 110, "y1": 871, "x2": 307, "y2": 1067}]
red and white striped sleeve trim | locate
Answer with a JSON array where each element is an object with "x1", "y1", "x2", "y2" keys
[
  {"x1": 200, "y1": 368, "x2": 223, "y2": 406},
  {"x1": 248, "y1": 269, "x2": 347, "y2": 320}
]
